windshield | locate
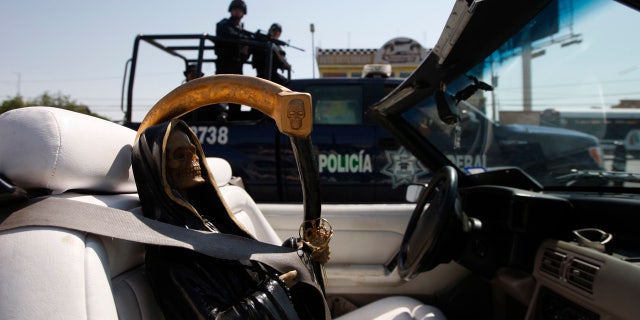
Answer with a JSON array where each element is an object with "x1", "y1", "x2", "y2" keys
[{"x1": 404, "y1": 0, "x2": 640, "y2": 188}]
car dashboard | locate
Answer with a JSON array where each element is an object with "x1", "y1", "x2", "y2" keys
[{"x1": 456, "y1": 184, "x2": 640, "y2": 319}]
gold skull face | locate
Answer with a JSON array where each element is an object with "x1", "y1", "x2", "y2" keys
[
  {"x1": 166, "y1": 129, "x2": 205, "y2": 195},
  {"x1": 287, "y1": 99, "x2": 305, "y2": 130}
]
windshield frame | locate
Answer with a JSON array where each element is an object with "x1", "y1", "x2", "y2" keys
[{"x1": 369, "y1": 0, "x2": 640, "y2": 191}]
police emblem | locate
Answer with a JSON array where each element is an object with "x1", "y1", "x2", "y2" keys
[{"x1": 381, "y1": 146, "x2": 428, "y2": 188}]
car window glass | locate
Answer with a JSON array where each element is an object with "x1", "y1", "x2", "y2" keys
[{"x1": 306, "y1": 85, "x2": 363, "y2": 125}]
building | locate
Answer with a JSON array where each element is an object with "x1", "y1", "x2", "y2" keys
[{"x1": 316, "y1": 37, "x2": 429, "y2": 78}]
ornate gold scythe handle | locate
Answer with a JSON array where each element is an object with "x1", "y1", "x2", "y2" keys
[
  {"x1": 136, "y1": 74, "x2": 327, "y2": 292},
  {"x1": 136, "y1": 74, "x2": 311, "y2": 139}
]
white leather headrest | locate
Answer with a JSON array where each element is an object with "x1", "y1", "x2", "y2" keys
[
  {"x1": 206, "y1": 157, "x2": 232, "y2": 187},
  {"x1": 0, "y1": 107, "x2": 137, "y2": 194}
]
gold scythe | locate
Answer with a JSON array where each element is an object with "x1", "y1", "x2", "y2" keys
[{"x1": 136, "y1": 74, "x2": 312, "y2": 139}]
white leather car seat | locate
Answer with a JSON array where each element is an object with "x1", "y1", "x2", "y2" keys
[
  {"x1": 206, "y1": 157, "x2": 282, "y2": 245},
  {"x1": 0, "y1": 106, "x2": 446, "y2": 319}
]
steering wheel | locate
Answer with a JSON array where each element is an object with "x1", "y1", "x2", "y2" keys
[
  {"x1": 135, "y1": 74, "x2": 326, "y2": 291},
  {"x1": 397, "y1": 165, "x2": 461, "y2": 280}
]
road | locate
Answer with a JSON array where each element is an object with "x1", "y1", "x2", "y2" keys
[
  {"x1": 601, "y1": 153, "x2": 640, "y2": 187},
  {"x1": 604, "y1": 154, "x2": 640, "y2": 173}
]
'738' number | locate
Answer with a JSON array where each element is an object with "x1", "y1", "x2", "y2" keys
[{"x1": 190, "y1": 126, "x2": 229, "y2": 145}]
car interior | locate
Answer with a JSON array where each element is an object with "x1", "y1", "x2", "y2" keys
[
  {"x1": 3, "y1": 75, "x2": 640, "y2": 320},
  {"x1": 0, "y1": 104, "x2": 445, "y2": 319}
]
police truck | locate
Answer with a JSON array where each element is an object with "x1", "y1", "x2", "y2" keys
[{"x1": 121, "y1": 34, "x2": 605, "y2": 203}]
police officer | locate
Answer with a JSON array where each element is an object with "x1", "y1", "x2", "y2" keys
[
  {"x1": 252, "y1": 23, "x2": 291, "y2": 85},
  {"x1": 183, "y1": 64, "x2": 204, "y2": 83},
  {"x1": 215, "y1": 0, "x2": 251, "y2": 75}
]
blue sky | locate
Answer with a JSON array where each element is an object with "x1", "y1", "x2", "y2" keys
[{"x1": 0, "y1": 1, "x2": 453, "y2": 120}]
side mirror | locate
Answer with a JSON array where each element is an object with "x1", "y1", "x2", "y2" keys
[{"x1": 405, "y1": 184, "x2": 427, "y2": 203}]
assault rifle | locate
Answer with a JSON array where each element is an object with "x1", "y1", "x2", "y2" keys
[{"x1": 241, "y1": 29, "x2": 304, "y2": 52}]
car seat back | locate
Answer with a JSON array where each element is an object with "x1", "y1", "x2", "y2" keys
[{"x1": 0, "y1": 107, "x2": 280, "y2": 319}]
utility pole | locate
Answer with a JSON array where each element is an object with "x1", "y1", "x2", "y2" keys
[
  {"x1": 522, "y1": 42, "x2": 532, "y2": 112},
  {"x1": 310, "y1": 23, "x2": 315, "y2": 78}
]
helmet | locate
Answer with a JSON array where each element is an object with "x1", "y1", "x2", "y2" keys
[
  {"x1": 184, "y1": 64, "x2": 204, "y2": 79},
  {"x1": 269, "y1": 23, "x2": 282, "y2": 33},
  {"x1": 228, "y1": 0, "x2": 247, "y2": 14}
]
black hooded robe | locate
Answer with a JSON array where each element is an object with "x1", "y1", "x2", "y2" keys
[{"x1": 131, "y1": 120, "x2": 326, "y2": 320}]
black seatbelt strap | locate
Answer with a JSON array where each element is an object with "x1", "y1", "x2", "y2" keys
[{"x1": 0, "y1": 197, "x2": 322, "y2": 297}]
